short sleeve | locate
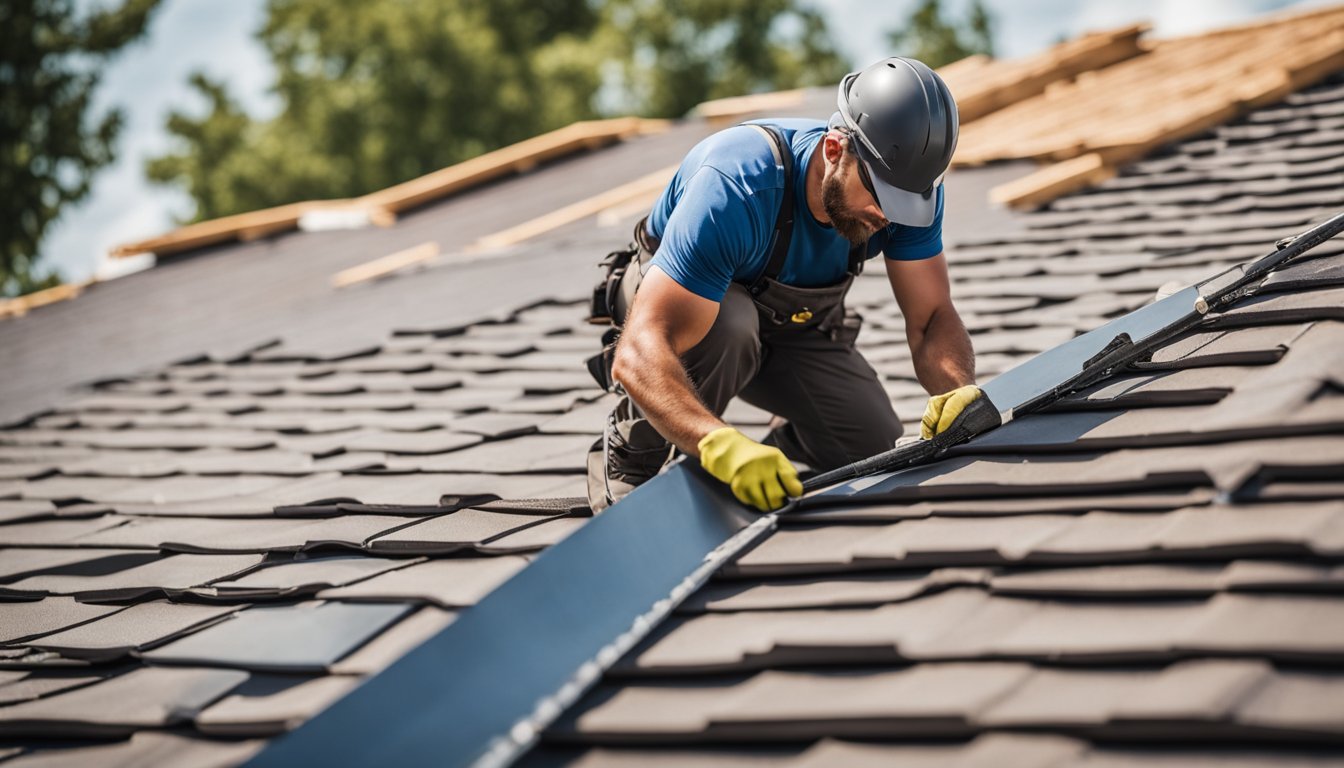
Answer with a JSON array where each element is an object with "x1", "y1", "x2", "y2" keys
[
  {"x1": 649, "y1": 168, "x2": 760, "y2": 302},
  {"x1": 883, "y1": 184, "x2": 944, "y2": 261}
]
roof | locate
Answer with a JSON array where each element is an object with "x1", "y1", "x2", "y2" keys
[
  {"x1": 0, "y1": 70, "x2": 1030, "y2": 768},
  {"x1": 524, "y1": 69, "x2": 1344, "y2": 766},
  {"x1": 1, "y1": 8, "x2": 1342, "y2": 766}
]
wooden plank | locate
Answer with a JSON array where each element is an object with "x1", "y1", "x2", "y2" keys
[
  {"x1": 936, "y1": 53, "x2": 993, "y2": 81},
  {"x1": 991, "y1": 153, "x2": 1116, "y2": 209},
  {"x1": 0, "y1": 281, "x2": 90, "y2": 321},
  {"x1": 469, "y1": 165, "x2": 678, "y2": 252},
  {"x1": 110, "y1": 117, "x2": 667, "y2": 260},
  {"x1": 358, "y1": 117, "x2": 668, "y2": 217},
  {"x1": 1093, "y1": 30, "x2": 1344, "y2": 156},
  {"x1": 684, "y1": 26, "x2": 1148, "y2": 136},
  {"x1": 949, "y1": 24, "x2": 1149, "y2": 124},
  {"x1": 111, "y1": 200, "x2": 344, "y2": 259},
  {"x1": 693, "y1": 89, "x2": 807, "y2": 128},
  {"x1": 993, "y1": 23, "x2": 1344, "y2": 210},
  {"x1": 331, "y1": 242, "x2": 440, "y2": 289},
  {"x1": 596, "y1": 188, "x2": 665, "y2": 228},
  {"x1": 958, "y1": 5, "x2": 1344, "y2": 168}
]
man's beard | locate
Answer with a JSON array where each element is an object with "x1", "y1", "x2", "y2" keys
[{"x1": 821, "y1": 165, "x2": 880, "y2": 245}]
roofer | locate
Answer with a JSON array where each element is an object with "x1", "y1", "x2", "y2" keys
[{"x1": 585, "y1": 57, "x2": 981, "y2": 513}]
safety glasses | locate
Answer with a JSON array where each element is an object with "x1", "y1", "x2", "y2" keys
[
  {"x1": 853, "y1": 152, "x2": 881, "y2": 206},
  {"x1": 858, "y1": 148, "x2": 945, "y2": 206}
]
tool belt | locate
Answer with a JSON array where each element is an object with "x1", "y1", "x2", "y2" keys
[
  {"x1": 585, "y1": 217, "x2": 657, "y2": 391},
  {"x1": 587, "y1": 218, "x2": 659, "y2": 330},
  {"x1": 585, "y1": 123, "x2": 865, "y2": 392}
]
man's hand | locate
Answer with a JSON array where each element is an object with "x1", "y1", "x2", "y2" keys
[
  {"x1": 699, "y1": 427, "x2": 803, "y2": 512},
  {"x1": 921, "y1": 385, "x2": 983, "y2": 439}
]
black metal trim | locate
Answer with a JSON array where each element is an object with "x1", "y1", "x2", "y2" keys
[{"x1": 244, "y1": 462, "x2": 762, "y2": 768}]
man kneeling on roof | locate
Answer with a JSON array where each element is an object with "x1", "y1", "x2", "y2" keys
[{"x1": 587, "y1": 57, "x2": 980, "y2": 513}]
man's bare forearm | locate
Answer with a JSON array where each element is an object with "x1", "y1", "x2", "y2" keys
[
  {"x1": 611, "y1": 332, "x2": 724, "y2": 457},
  {"x1": 909, "y1": 305, "x2": 976, "y2": 394}
]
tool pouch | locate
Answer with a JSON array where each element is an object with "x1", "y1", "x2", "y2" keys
[
  {"x1": 749, "y1": 272, "x2": 862, "y2": 348},
  {"x1": 586, "y1": 218, "x2": 659, "y2": 391},
  {"x1": 752, "y1": 279, "x2": 850, "y2": 330},
  {"x1": 587, "y1": 217, "x2": 658, "y2": 327},
  {"x1": 588, "y1": 244, "x2": 638, "y2": 327},
  {"x1": 586, "y1": 327, "x2": 622, "y2": 392}
]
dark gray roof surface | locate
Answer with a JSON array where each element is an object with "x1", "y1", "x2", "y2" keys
[
  {"x1": 0, "y1": 88, "x2": 1030, "y2": 761},
  {"x1": 0, "y1": 66, "x2": 1340, "y2": 768},
  {"x1": 523, "y1": 72, "x2": 1344, "y2": 765},
  {"x1": 0, "y1": 120, "x2": 715, "y2": 426}
]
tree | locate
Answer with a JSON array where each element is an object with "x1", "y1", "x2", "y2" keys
[
  {"x1": 148, "y1": 0, "x2": 849, "y2": 222},
  {"x1": 603, "y1": 0, "x2": 850, "y2": 119},
  {"x1": 888, "y1": 0, "x2": 995, "y2": 70},
  {"x1": 0, "y1": 0, "x2": 162, "y2": 297}
]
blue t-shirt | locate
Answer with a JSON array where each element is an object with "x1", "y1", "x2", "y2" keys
[{"x1": 646, "y1": 118, "x2": 944, "y2": 302}]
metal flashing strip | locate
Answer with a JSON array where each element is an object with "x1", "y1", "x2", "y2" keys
[
  {"x1": 245, "y1": 462, "x2": 762, "y2": 768},
  {"x1": 1002, "y1": 210, "x2": 1344, "y2": 417},
  {"x1": 805, "y1": 211, "x2": 1344, "y2": 496}
]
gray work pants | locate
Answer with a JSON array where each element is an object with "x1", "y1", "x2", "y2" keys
[{"x1": 587, "y1": 282, "x2": 904, "y2": 511}]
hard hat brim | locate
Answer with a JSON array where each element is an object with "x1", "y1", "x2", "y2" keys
[{"x1": 867, "y1": 166, "x2": 940, "y2": 228}]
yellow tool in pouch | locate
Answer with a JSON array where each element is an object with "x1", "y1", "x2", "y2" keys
[{"x1": 790, "y1": 309, "x2": 813, "y2": 323}]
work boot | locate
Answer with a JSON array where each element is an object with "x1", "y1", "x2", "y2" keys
[{"x1": 585, "y1": 396, "x2": 675, "y2": 513}]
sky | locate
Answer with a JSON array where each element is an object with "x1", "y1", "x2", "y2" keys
[{"x1": 41, "y1": 0, "x2": 1330, "y2": 283}]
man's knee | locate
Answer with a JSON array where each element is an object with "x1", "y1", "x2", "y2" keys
[
  {"x1": 772, "y1": 401, "x2": 903, "y2": 472},
  {"x1": 844, "y1": 410, "x2": 903, "y2": 463}
]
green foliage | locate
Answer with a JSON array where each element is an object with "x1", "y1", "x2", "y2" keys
[
  {"x1": 888, "y1": 0, "x2": 995, "y2": 69},
  {"x1": 604, "y1": 0, "x2": 850, "y2": 119},
  {"x1": 148, "y1": 0, "x2": 849, "y2": 222},
  {"x1": 0, "y1": 0, "x2": 161, "y2": 297}
]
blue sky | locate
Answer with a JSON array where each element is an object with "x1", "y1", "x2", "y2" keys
[{"x1": 42, "y1": 0, "x2": 1327, "y2": 283}]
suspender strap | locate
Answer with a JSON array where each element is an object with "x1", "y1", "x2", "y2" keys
[
  {"x1": 744, "y1": 124, "x2": 795, "y2": 296},
  {"x1": 847, "y1": 242, "x2": 866, "y2": 276}
]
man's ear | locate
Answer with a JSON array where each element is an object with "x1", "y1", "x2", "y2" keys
[{"x1": 821, "y1": 131, "x2": 846, "y2": 164}]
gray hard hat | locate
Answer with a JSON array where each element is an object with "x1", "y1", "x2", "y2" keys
[{"x1": 829, "y1": 56, "x2": 958, "y2": 227}]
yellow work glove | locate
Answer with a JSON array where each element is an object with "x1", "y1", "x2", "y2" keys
[
  {"x1": 921, "y1": 385, "x2": 983, "y2": 440},
  {"x1": 698, "y1": 427, "x2": 803, "y2": 512}
]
